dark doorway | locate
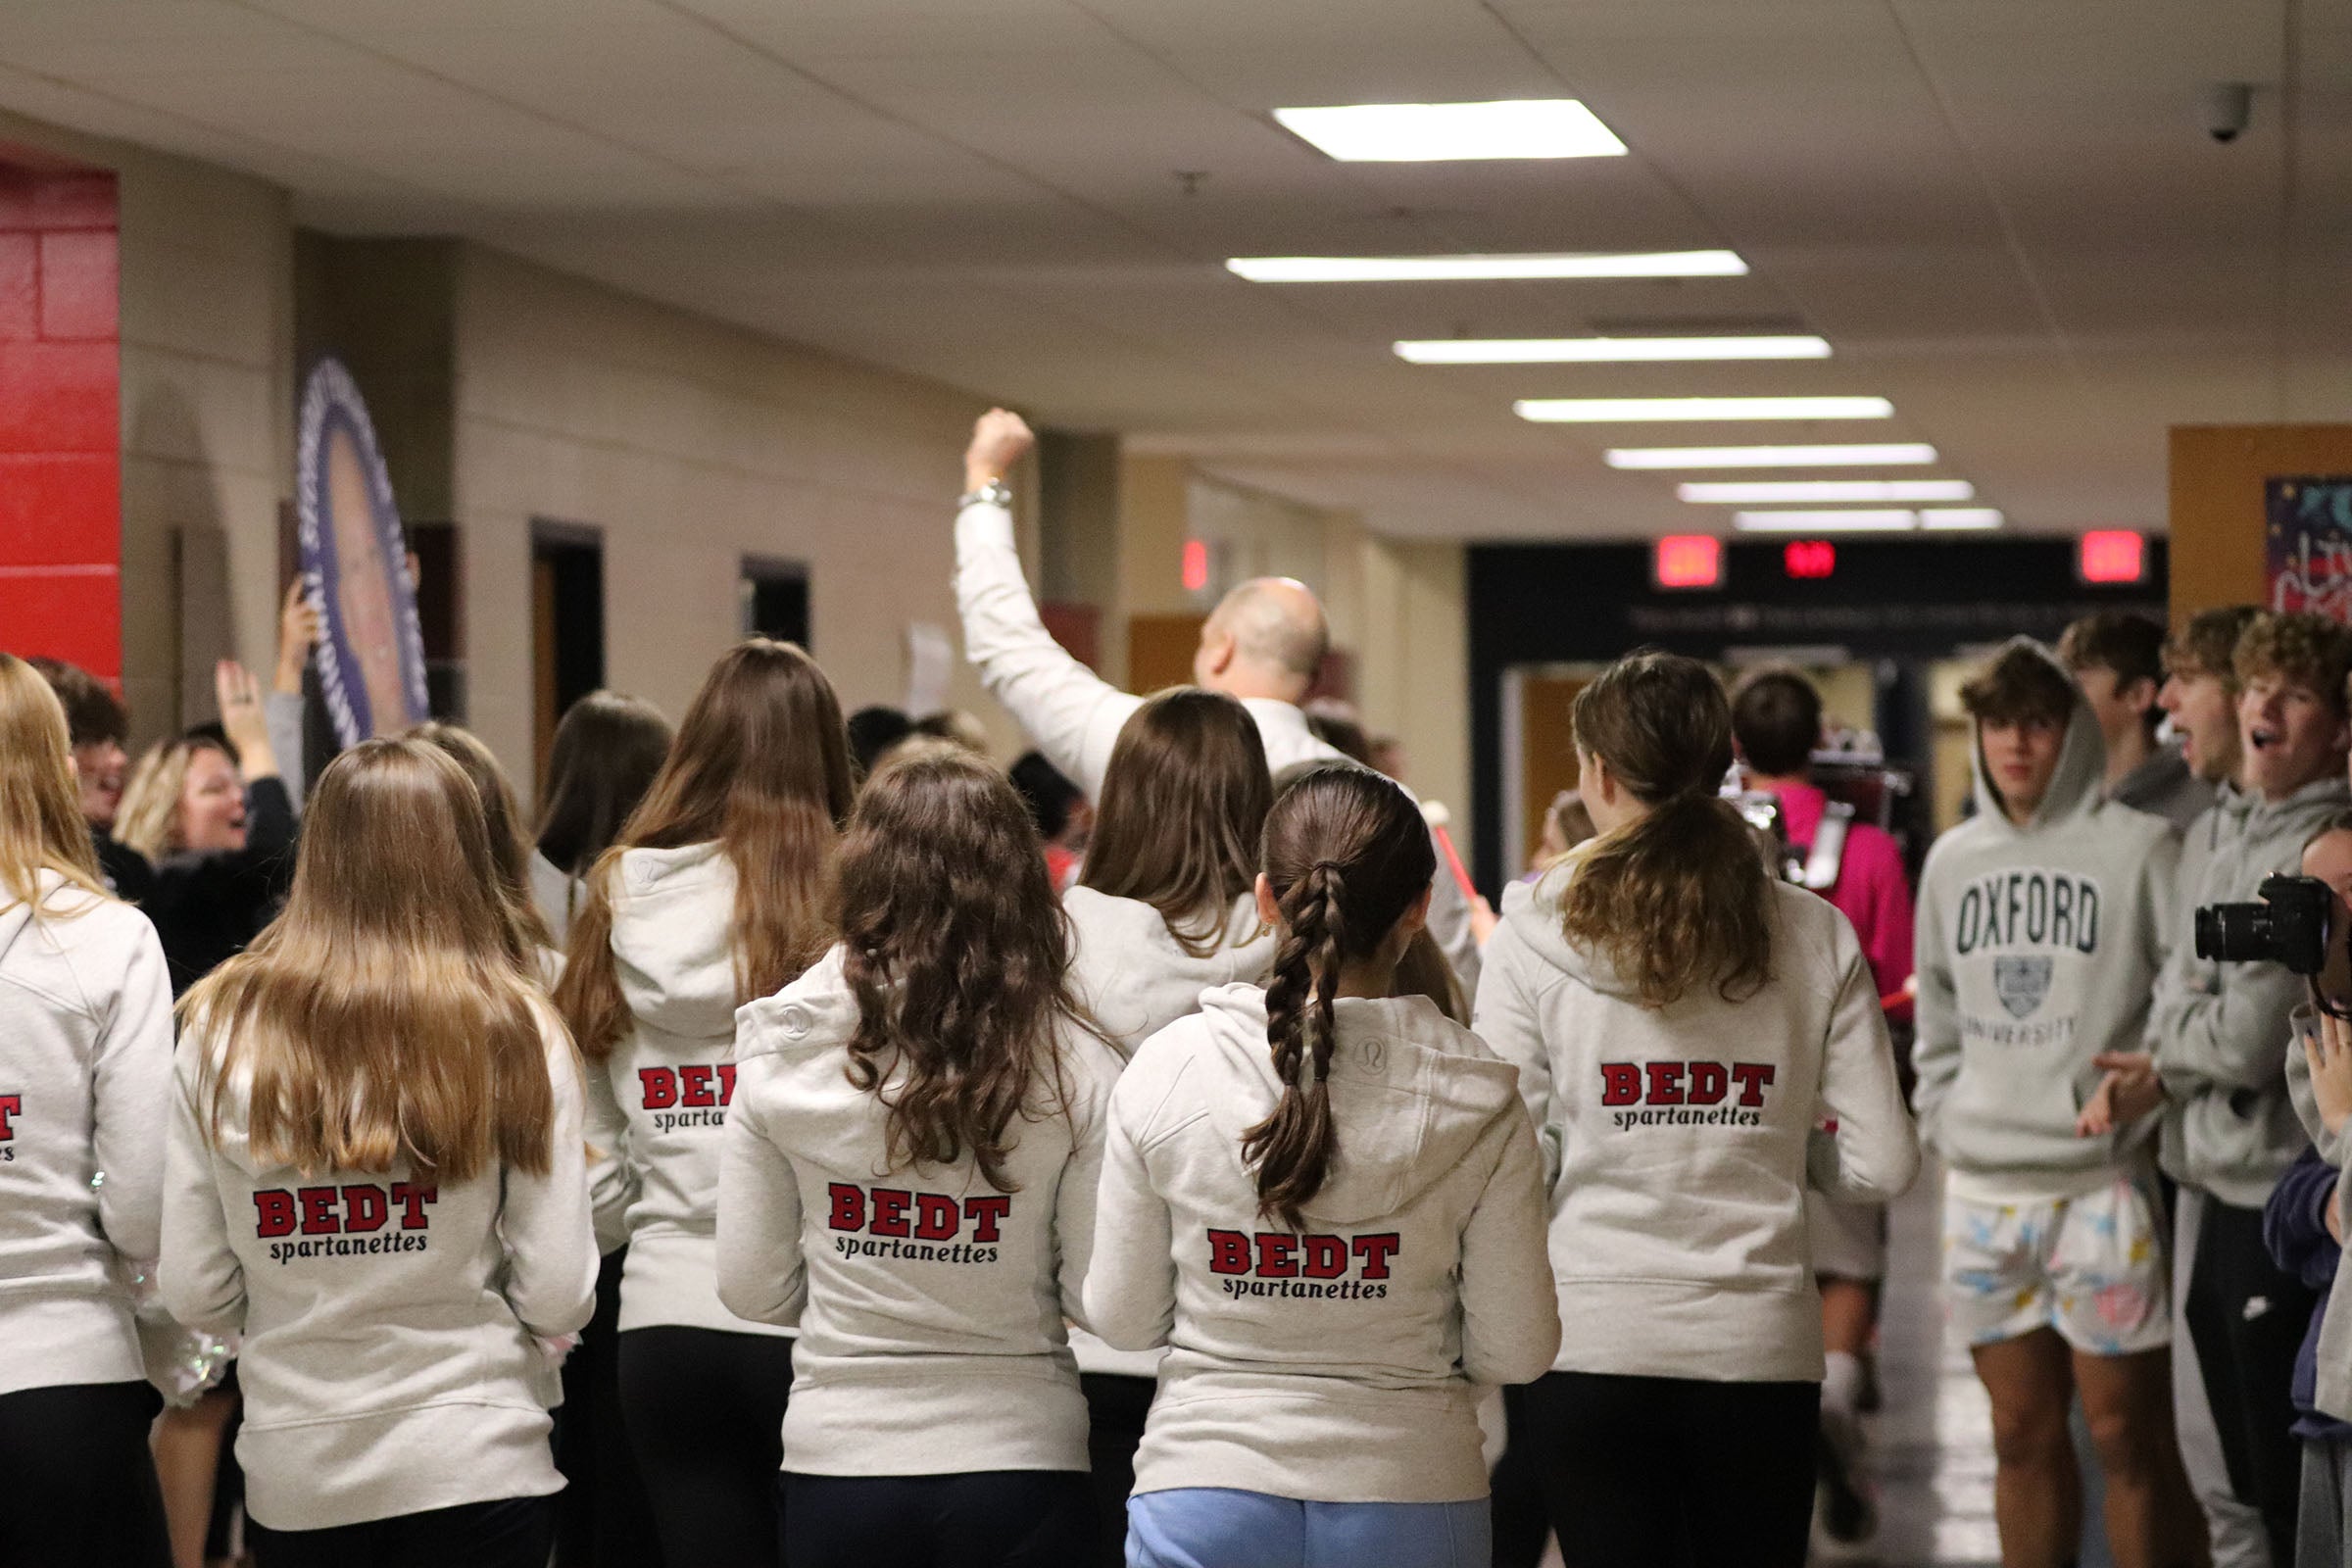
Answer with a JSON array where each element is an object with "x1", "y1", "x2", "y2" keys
[
  {"x1": 532, "y1": 523, "x2": 605, "y2": 783},
  {"x1": 741, "y1": 556, "x2": 809, "y2": 649}
]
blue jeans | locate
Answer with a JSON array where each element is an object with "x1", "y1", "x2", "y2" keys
[{"x1": 1126, "y1": 1489, "x2": 1490, "y2": 1568}]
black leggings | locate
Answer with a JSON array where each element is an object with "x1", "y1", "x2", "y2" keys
[
  {"x1": 247, "y1": 1495, "x2": 555, "y2": 1568},
  {"x1": 617, "y1": 1326, "x2": 796, "y2": 1568},
  {"x1": 2187, "y1": 1196, "x2": 2317, "y2": 1568},
  {"x1": 1520, "y1": 1369, "x2": 1819, "y2": 1568},
  {"x1": 553, "y1": 1250, "x2": 662, "y2": 1567},
  {"x1": 0, "y1": 1379, "x2": 170, "y2": 1568},
  {"x1": 1080, "y1": 1372, "x2": 1153, "y2": 1566},
  {"x1": 780, "y1": 1470, "x2": 1094, "y2": 1568}
]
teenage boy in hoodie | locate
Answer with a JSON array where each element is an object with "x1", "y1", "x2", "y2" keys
[
  {"x1": 2061, "y1": 611, "x2": 2216, "y2": 832},
  {"x1": 1912, "y1": 640, "x2": 2183, "y2": 1568},
  {"x1": 2106, "y1": 611, "x2": 2352, "y2": 1567}
]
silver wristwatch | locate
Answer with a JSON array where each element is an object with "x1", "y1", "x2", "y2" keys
[{"x1": 956, "y1": 479, "x2": 1013, "y2": 511}]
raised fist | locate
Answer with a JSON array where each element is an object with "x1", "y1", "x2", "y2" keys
[{"x1": 964, "y1": 409, "x2": 1035, "y2": 494}]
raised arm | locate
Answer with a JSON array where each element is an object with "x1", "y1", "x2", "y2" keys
[{"x1": 954, "y1": 410, "x2": 1141, "y2": 797}]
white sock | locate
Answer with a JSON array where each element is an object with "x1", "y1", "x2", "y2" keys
[{"x1": 1823, "y1": 1349, "x2": 1865, "y2": 1421}]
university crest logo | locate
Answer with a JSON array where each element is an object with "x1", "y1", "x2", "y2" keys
[{"x1": 1992, "y1": 956, "x2": 2053, "y2": 1018}]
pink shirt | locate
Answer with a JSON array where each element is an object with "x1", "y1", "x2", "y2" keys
[{"x1": 1763, "y1": 780, "x2": 1914, "y2": 1004}]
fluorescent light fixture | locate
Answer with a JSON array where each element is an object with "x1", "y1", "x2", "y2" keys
[
  {"x1": 1516, "y1": 396, "x2": 1893, "y2": 423},
  {"x1": 1396, "y1": 335, "x2": 1828, "y2": 365},
  {"x1": 1680, "y1": 479, "x2": 1975, "y2": 505},
  {"x1": 1605, "y1": 443, "x2": 1938, "y2": 469},
  {"x1": 1734, "y1": 511, "x2": 1920, "y2": 533},
  {"x1": 1921, "y1": 509, "x2": 2005, "y2": 530},
  {"x1": 1273, "y1": 100, "x2": 1626, "y2": 162},
  {"x1": 1227, "y1": 251, "x2": 1746, "y2": 283}
]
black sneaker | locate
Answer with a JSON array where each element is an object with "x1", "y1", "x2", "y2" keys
[{"x1": 1818, "y1": 1424, "x2": 1878, "y2": 1544}]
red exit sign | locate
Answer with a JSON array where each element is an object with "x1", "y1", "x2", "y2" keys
[
  {"x1": 1653, "y1": 535, "x2": 1721, "y2": 590},
  {"x1": 1784, "y1": 540, "x2": 1837, "y2": 579},
  {"x1": 2080, "y1": 530, "x2": 2145, "y2": 584}
]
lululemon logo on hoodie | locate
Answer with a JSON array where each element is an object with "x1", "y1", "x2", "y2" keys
[
  {"x1": 1952, "y1": 867, "x2": 2099, "y2": 1045},
  {"x1": 1601, "y1": 1060, "x2": 1775, "y2": 1129},
  {"x1": 0, "y1": 1093, "x2": 18, "y2": 1161},
  {"x1": 826, "y1": 1182, "x2": 1007, "y2": 1265},
  {"x1": 639, "y1": 1064, "x2": 737, "y2": 1133},
  {"x1": 253, "y1": 1182, "x2": 438, "y2": 1264},
  {"x1": 1206, "y1": 1229, "x2": 1397, "y2": 1299}
]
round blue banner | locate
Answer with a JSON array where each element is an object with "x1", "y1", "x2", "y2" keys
[{"x1": 296, "y1": 359, "x2": 429, "y2": 747}]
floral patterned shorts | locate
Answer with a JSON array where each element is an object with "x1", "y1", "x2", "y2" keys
[{"x1": 1941, "y1": 1168, "x2": 2171, "y2": 1356}]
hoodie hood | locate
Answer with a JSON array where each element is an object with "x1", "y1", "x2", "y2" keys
[
  {"x1": 1494, "y1": 856, "x2": 1642, "y2": 1002},
  {"x1": 1969, "y1": 638, "x2": 2108, "y2": 834},
  {"x1": 1191, "y1": 981, "x2": 1520, "y2": 1224},
  {"x1": 0, "y1": 868, "x2": 104, "y2": 960},
  {"x1": 609, "y1": 842, "x2": 743, "y2": 1041},
  {"x1": 1063, "y1": 887, "x2": 1276, "y2": 1056}
]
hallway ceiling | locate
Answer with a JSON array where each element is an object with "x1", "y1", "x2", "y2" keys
[{"x1": 0, "y1": 0, "x2": 2344, "y2": 539}]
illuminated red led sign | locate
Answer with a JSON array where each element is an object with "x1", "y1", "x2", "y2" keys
[
  {"x1": 1784, "y1": 540, "x2": 1837, "y2": 579},
  {"x1": 1182, "y1": 538, "x2": 1209, "y2": 593},
  {"x1": 1653, "y1": 534, "x2": 1721, "y2": 590},
  {"x1": 2080, "y1": 530, "x2": 2144, "y2": 585}
]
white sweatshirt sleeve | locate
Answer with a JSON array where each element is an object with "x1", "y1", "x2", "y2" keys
[
  {"x1": 1081, "y1": 1086, "x2": 1176, "y2": 1354},
  {"x1": 715, "y1": 1071, "x2": 807, "y2": 1328},
  {"x1": 1455, "y1": 1104, "x2": 1562, "y2": 1386},
  {"x1": 1807, "y1": 926, "x2": 1922, "y2": 1204},
  {"x1": 160, "y1": 1044, "x2": 246, "y2": 1337},
  {"x1": 1054, "y1": 1055, "x2": 1114, "y2": 1331},
  {"x1": 1470, "y1": 919, "x2": 1561, "y2": 1184},
  {"x1": 954, "y1": 499, "x2": 1141, "y2": 797},
  {"x1": 90, "y1": 921, "x2": 174, "y2": 1263},
  {"x1": 1906, "y1": 852, "x2": 1960, "y2": 1152},
  {"x1": 500, "y1": 1031, "x2": 599, "y2": 1341},
  {"x1": 582, "y1": 1054, "x2": 638, "y2": 1255}
]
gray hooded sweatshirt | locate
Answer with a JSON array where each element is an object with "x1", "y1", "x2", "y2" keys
[
  {"x1": 1084, "y1": 985, "x2": 1557, "y2": 1503},
  {"x1": 717, "y1": 948, "x2": 1122, "y2": 1475},
  {"x1": 1474, "y1": 861, "x2": 1919, "y2": 1383},
  {"x1": 584, "y1": 842, "x2": 795, "y2": 1336},
  {"x1": 1912, "y1": 641, "x2": 2180, "y2": 1190},
  {"x1": 0, "y1": 875, "x2": 174, "y2": 1397},
  {"x1": 160, "y1": 1009, "x2": 597, "y2": 1531},
  {"x1": 2111, "y1": 747, "x2": 2216, "y2": 835},
  {"x1": 1062, "y1": 885, "x2": 1274, "y2": 1378},
  {"x1": 2148, "y1": 774, "x2": 2351, "y2": 1207}
]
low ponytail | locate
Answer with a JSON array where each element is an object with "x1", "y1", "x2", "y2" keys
[
  {"x1": 1561, "y1": 653, "x2": 1774, "y2": 1008},
  {"x1": 1245, "y1": 768, "x2": 1435, "y2": 1229}
]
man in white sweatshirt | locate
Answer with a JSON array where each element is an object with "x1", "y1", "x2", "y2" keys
[{"x1": 952, "y1": 410, "x2": 1481, "y2": 988}]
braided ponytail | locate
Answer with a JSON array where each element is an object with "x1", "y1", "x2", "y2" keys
[{"x1": 1245, "y1": 770, "x2": 1435, "y2": 1229}]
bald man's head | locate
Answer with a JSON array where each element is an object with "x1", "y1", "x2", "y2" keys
[{"x1": 1195, "y1": 576, "x2": 1329, "y2": 702}]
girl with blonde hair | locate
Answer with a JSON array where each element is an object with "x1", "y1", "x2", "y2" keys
[{"x1": 0, "y1": 653, "x2": 177, "y2": 1568}]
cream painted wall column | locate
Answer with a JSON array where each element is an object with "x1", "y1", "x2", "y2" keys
[{"x1": 1354, "y1": 536, "x2": 1471, "y2": 842}]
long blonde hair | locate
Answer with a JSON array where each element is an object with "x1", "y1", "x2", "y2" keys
[
  {"x1": 117, "y1": 735, "x2": 233, "y2": 862},
  {"x1": 181, "y1": 739, "x2": 560, "y2": 1181},
  {"x1": 557, "y1": 640, "x2": 854, "y2": 1060},
  {"x1": 0, "y1": 654, "x2": 107, "y2": 910},
  {"x1": 411, "y1": 722, "x2": 555, "y2": 952}
]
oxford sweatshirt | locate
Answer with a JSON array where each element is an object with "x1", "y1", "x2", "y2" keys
[
  {"x1": 583, "y1": 841, "x2": 793, "y2": 1336},
  {"x1": 1084, "y1": 985, "x2": 1558, "y2": 1503},
  {"x1": 1474, "y1": 862, "x2": 1919, "y2": 1383},
  {"x1": 1912, "y1": 641, "x2": 2180, "y2": 1191},
  {"x1": 717, "y1": 948, "x2": 1121, "y2": 1475},
  {"x1": 0, "y1": 874, "x2": 175, "y2": 1397},
  {"x1": 1062, "y1": 886, "x2": 1275, "y2": 1377},
  {"x1": 159, "y1": 1008, "x2": 597, "y2": 1531},
  {"x1": 955, "y1": 495, "x2": 1479, "y2": 990}
]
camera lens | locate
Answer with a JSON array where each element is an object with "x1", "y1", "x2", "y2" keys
[{"x1": 2195, "y1": 903, "x2": 2276, "y2": 964}]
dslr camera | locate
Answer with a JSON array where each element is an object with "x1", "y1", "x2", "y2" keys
[{"x1": 2195, "y1": 874, "x2": 2335, "y2": 975}]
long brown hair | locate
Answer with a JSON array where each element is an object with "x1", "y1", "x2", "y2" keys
[
  {"x1": 558, "y1": 641, "x2": 853, "y2": 1059},
  {"x1": 1079, "y1": 689, "x2": 1271, "y2": 956},
  {"x1": 180, "y1": 739, "x2": 558, "y2": 1181},
  {"x1": 535, "y1": 691, "x2": 672, "y2": 875},
  {"x1": 412, "y1": 722, "x2": 554, "y2": 952},
  {"x1": 0, "y1": 654, "x2": 107, "y2": 910},
  {"x1": 1247, "y1": 765, "x2": 1435, "y2": 1229},
  {"x1": 839, "y1": 750, "x2": 1086, "y2": 1193},
  {"x1": 1562, "y1": 652, "x2": 1773, "y2": 1008}
]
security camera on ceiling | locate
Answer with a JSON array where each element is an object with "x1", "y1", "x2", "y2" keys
[{"x1": 2203, "y1": 82, "x2": 2253, "y2": 144}]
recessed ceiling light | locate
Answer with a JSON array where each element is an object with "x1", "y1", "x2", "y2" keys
[
  {"x1": 1273, "y1": 100, "x2": 1627, "y2": 162},
  {"x1": 1396, "y1": 336, "x2": 1828, "y2": 365},
  {"x1": 1734, "y1": 511, "x2": 1920, "y2": 533},
  {"x1": 1681, "y1": 479, "x2": 1975, "y2": 504},
  {"x1": 1921, "y1": 509, "x2": 2005, "y2": 530},
  {"x1": 1226, "y1": 251, "x2": 1747, "y2": 283},
  {"x1": 1605, "y1": 443, "x2": 1938, "y2": 469},
  {"x1": 1516, "y1": 396, "x2": 1894, "y2": 423}
]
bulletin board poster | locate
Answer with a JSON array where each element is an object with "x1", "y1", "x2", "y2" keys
[
  {"x1": 296, "y1": 359, "x2": 429, "y2": 747},
  {"x1": 2268, "y1": 476, "x2": 2352, "y2": 624}
]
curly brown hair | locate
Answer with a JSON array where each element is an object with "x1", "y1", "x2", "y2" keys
[
  {"x1": 1562, "y1": 652, "x2": 1773, "y2": 1009},
  {"x1": 839, "y1": 749, "x2": 1090, "y2": 1193},
  {"x1": 2235, "y1": 612, "x2": 2352, "y2": 717}
]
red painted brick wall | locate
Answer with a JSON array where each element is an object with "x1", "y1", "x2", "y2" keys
[{"x1": 0, "y1": 169, "x2": 120, "y2": 677}]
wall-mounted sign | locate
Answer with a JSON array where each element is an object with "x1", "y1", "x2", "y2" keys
[
  {"x1": 1653, "y1": 534, "x2": 1721, "y2": 590},
  {"x1": 2267, "y1": 478, "x2": 2352, "y2": 622},
  {"x1": 296, "y1": 359, "x2": 429, "y2": 748},
  {"x1": 2078, "y1": 530, "x2": 2146, "y2": 587},
  {"x1": 1784, "y1": 541, "x2": 1836, "y2": 580}
]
